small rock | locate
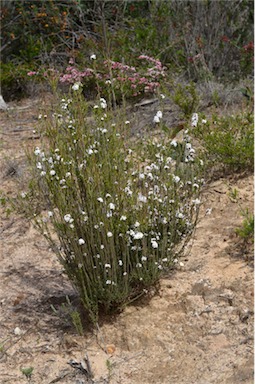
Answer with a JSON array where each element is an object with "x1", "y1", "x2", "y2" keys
[
  {"x1": 0, "y1": 95, "x2": 8, "y2": 110},
  {"x1": 14, "y1": 327, "x2": 23, "y2": 336}
]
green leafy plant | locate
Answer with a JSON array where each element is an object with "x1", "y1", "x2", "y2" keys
[
  {"x1": 236, "y1": 209, "x2": 254, "y2": 242},
  {"x1": 51, "y1": 295, "x2": 84, "y2": 335},
  {"x1": 193, "y1": 111, "x2": 254, "y2": 175},
  {"x1": 171, "y1": 82, "x2": 200, "y2": 119},
  {"x1": 21, "y1": 366, "x2": 34, "y2": 380},
  {"x1": 106, "y1": 358, "x2": 115, "y2": 380}
]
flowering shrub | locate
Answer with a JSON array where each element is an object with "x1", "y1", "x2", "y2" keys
[
  {"x1": 15, "y1": 92, "x2": 203, "y2": 322},
  {"x1": 57, "y1": 55, "x2": 165, "y2": 103},
  {"x1": 25, "y1": 54, "x2": 165, "y2": 104}
]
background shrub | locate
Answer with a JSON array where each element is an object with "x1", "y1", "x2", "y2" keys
[
  {"x1": 1, "y1": 0, "x2": 253, "y2": 100},
  {"x1": 193, "y1": 111, "x2": 254, "y2": 175}
]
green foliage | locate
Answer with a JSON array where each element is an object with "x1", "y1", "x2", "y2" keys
[
  {"x1": 51, "y1": 295, "x2": 84, "y2": 335},
  {"x1": 1, "y1": 62, "x2": 36, "y2": 101},
  {"x1": 171, "y1": 82, "x2": 200, "y2": 119},
  {"x1": 1, "y1": 0, "x2": 253, "y2": 102},
  {"x1": 236, "y1": 209, "x2": 254, "y2": 242},
  {"x1": 13, "y1": 92, "x2": 203, "y2": 323},
  {"x1": 21, "y1": 366, "x2": 34, "y2": 379},
  {"x1": 193, "y1": 111, "x2": 254, "y2": 174}
]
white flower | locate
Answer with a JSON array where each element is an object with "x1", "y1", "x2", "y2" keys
[
  {"x1": 151, "y1": 240, "x2": 158, "y2": 249},
  {"x1": 134, "y1": 221, "x2": 140, "y2": 227},
  {"x1": 192, "y1": 198, "x2": 201, "y2": 205},
  {"x1": 72, "y1": 82, "x2": 81, "y2": 91},
  {"x1": 123, "y1": 272, "x2": 127, "y2": 276},
  {"x1": 78, "y1": 238, "x2": 85, "y2": 245},
  {"x1": 202, "y1": 119, "x2": 207, "y2": 124},
  {"x1": 64, "y1": 214, "x2": 72, "y2": 223},
  {"x1": 176, "y1": 212, "x2": 184, "y2": 219},
  {"x1": 173, "y1": 175, "x2": 180, "y2": 183},
  {"x1": 48, "y1": 211, "x2": 53, "y2": 217},
  {"x1": 105, "y1": 80, "x2": 111, "y2": 85},
  {"x1": 156, "y1": 110, "x2": 163, "y2": 119},
  {"x1": 100, "y1": 98, "x2": 107, "y2": 109},
  {"x1": 125, "y1": 120, "x2": 130, "y2": 125},
  {"x1": 179, "y1": 262, "x2": 184, "y2": 267},
  {"x1": 20, "y1": 192, "x2": 27, "y2": 198},
  {"x1": 65, "y1": 172, "x2": 71, "y2": 178},
  {"x1": 106, "y1": 280, "x2": 112, "y2": 285},
  {"x1": 120, "y1": 215, "x2": 127, "y2": 221},
  {"x1": 191, "y1": 113, "x2": 199, "y2": 127},
  {"x1": 105, "y1": 263, "x2": 111, "y2": 268},
  {"x1": 136, "y1": 263, "x2": 142, "y2": 268},
  {"x1": 100, "y1": 244, "x2": 105, "y2": 249},
  {"x1": 107, "y1": 231, "x2": 113, "y2": 237},
  {"x1": 40, "y1": 171, "x2": 46, "y2": 176},
  {"x1": 153, "y1": 115, "x2": 160, "y2": 123},
  {"x1": 36, "y1": 162, "x2": 42, "y2": 169},
  {"x1": 170, "y1": 140, "x2": 177, "y2": 147},
  {"x1": 90, "y1": 54, "x2": 96, "y2": 60},
  {"x1": 50, "y1": 170, "x2": 56, "y2": 176},
  {"x1": 160, "y1": 94, "x2": 166, "y2": 99},
  {"x1": 124, "y1": 186, "x2": 132, "y2": 196},
  {"x1": 141, "y1": 256, "x2": 147, "y2": 262},
  {"x1": 138, "y1": 193, "x2": 147, "y2": 203},
  {"x1": 34, "y1": 147, "x2": 41, "y2": 156},
  {"x1": 109, "y1": 203, "x2": 115, "y2": 210},
  {"x1": 133, "y1": 232, "x2": 144, "y2": 240},
  {"x1": 97, "y1": 197, "x2": 104, "y2": 203}
]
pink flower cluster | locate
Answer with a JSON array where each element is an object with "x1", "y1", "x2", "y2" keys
[
  {"x1": 103, "y1": 56, "x2": 165, "y2": 96},
  {"x1": 27, "y1": 71, "x2": 38, "y2": 76},
  {"x1": 27, "y1": 55, "x2": 165, "y2": 99},
  {"x1": 105, "y1": 60, "x2": 136, "y2": 72},
  {"x1": 138, "y1": 55, "x2": 164, "y2": 71},
  {"x1": 243, "y1": 41, "x2": 254, "y2": 53},
  {"x1": 59, "y1": 65, "x2": 94, "y2": 83}
]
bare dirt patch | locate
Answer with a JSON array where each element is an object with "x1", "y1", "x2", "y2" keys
[{"x1": 0, "y1": 97, "x2": 253, "y2": 384}]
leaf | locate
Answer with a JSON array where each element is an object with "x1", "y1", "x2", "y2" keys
[{"x1": 21, "y1": 367, "x2": 34, "y2": 378}]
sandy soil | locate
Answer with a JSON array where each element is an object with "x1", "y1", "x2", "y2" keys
[{"x1": 0, "y1": 96, "x2": 253, "y2": 384}]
